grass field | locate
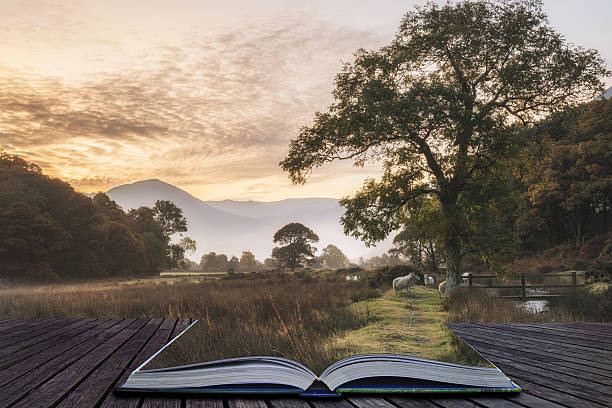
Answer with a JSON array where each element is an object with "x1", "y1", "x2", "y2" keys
[{"x1": 1, "y1": 268, "x2": 609, "y2": 372}]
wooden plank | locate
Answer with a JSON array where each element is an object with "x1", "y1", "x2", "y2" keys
[
  {"x1": 268, "y1": 398, "x2": 310, "y2": 408},
  {"x1": 466, "y1": 396, "x2": 529, "y2": 408},
  {"x1": 310, "y1": 399, "x2": 354, "y2": 408},
  {"x1": 427, "y1": 397, "x2": 481, "y2": 407},
  {"x1": 0, "y1": 319, "x2": 136, "y2": 408},
  {"x1": 54, "y1": 319, "x2": 163, "y2": 408},
  {"x1": 450, "y1": 324, "x2": 612, "y2": 362},
  {"x1": 482, "y1": 352, "x2": 612, "y2": 394},
  {"x1": 227, "y1": 398, "x2": 268, "y2": 408},
  {"x1": 477, "y1": 347, "x2": 612, "y2": 387},
  {"x1": 502, "y1": 392, "x2": 567, "y2": 408},
  {"x1": 385, "y1": 396, "x2": 440, "y2": 408},
  {"x1": 140, "y1": 319, "x2": 185, "y2": 408},
  {"x1": 0, "y1": 319, "x2": 113, "y2": 382},
  {"x1": 347, "y1": 396, "x2": 396, "y2": 408},
  {"x1": 492, "y1": 362, "x2": 612, "y2": 406},
  {"x1": 0, "y1": 318, "x2": 97, "y2": 359},
  {"x1": 0, "y1": 318, "x2": 47, "y2": 334},
  {"x1": 515, "y1": 323, "x2": 612, "y2": 341},
  {"x1": 456, "y1": 333, "x2": 612, "y2": 379},
  {"x1": 10, "y1": 318, "x2": 144, "y2": 408},
  {"x1": 449, "y1": 327, "x2": 612, "y2": 374},
  {"x1": 99, "y1": 319, "x2": 172, "y2": 408},
  {"x1": 488, "y1": 323, "x2": 612, "y2": 349},
  {"x1": 0, "y1": 319, "x2": 71, "y2": 345},
  {"x1": 186, "y1": 399, "x2": 224, "y2": 408},
  {"x1": 500, "y1": 377, "x2": 607, "y2": 408},
  {"x1": 141, "y1": 397, "x2": 181, "y2": 408}
]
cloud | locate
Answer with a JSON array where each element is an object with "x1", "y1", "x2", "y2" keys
[{"x1": 0, "y1": 13, "x2": 388, "y2": 197}]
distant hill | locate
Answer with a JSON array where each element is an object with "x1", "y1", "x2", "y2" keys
[
  {"x1": 604, "y1": 86, "x2": 612, "y2": 100},
  {"x1": 106, "y1": 179, "x2": 392, "y2": 262}
]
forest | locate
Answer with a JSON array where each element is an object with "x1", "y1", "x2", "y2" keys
[{"x1": 0, "y1": 151, "x2": 192, "y2": 283}]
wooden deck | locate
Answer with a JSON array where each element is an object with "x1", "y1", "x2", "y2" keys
[{"x1": 0, "y1": 319, "x2": 610, "y2": 408}]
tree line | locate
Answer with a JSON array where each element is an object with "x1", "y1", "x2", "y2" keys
[
  {"x1": 0, "y1": 151, "x2": 195, "y2": 283},
  {"x1": 198, "y1": 224, "x2": 353, "y2": 273}
]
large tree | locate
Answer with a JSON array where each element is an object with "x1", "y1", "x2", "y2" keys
[
  {"x1": 272, "y1": 223, "x2": 319, "y2": 271},
  {"x1": 281, "y1": 0, "x2": 608, "y2": 293}
]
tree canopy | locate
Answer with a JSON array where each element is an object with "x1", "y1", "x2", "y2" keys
[
  {"x1": 272, "y1": 223, "x2": 320, "y2": 271},
  {"x1": 317, "y1": 244, "x2": 350, "y2": 269},
  {"x1": 281, "y1": 0, "x2": 608, "y2": 292}
]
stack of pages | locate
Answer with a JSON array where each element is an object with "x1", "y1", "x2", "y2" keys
[{"x1": 118, "y1": 321, "x2": 520, "y2": 396}]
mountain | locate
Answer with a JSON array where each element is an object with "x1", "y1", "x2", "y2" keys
[
  {"x1": 106, "y1": 179, "x2": 392, "y2": 262},
  {"x1": 596, "y1": 86, "x2": 612, "y2": 100}
]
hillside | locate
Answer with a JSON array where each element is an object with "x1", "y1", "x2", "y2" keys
[{"x1": 106, "y1": 179, "x2": 392, "y2": 261}]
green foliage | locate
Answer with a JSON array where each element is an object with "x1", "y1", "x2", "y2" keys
[
  {"x1": 153, "y1": 200, "x2": 187, "y2": 238},
  {"x1": 272, "y1": 223, "x2": 320, "y2": 271},
  {"x1": 0, "y1": 151, "x2": 191, "y2": 282},
  {"x1": 201, "y1": 252, "x2": 229, "y2": 271},
  {"x1": 280, "y1": 0, "x2": 607, "y2": 292},
  {"x1": 316, "y1": 244, "x2": 350, "y2": 269},
  {"x1": 0, "y1": 152, "x2": 151, "y2": 282},
  {"x1": 239, "y1": 250, "x2": 258, "y2": 272},
  {"x1": 518, "y1": 99, "x2": 612, "y2": 247},
  {"x1": 179, "y1": 237, "x2": 197, "y2": 256}
]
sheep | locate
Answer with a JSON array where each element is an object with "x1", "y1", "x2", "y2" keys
[
  {"x1": 393, "y1": 273, "x2": 420, "y2": 294},
  {"x1": 438, "y1": 280, "x2": 447, "y2": 294},
  {"x1": 424, "y1": 274, "x2": 435, "y2": 288},
  {"x1": 345, "y1": 274, "x2": 353, "y2": 281}
]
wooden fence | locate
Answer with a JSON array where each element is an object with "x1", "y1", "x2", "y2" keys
[{"x1": 462, "y1": 271, "x2": 586, "y2": 301}]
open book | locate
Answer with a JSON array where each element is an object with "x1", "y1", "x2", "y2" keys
[{"x1": 118, "y1": 321, "x2": 520, "y2": 396}]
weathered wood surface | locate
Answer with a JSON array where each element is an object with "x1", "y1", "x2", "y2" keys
[{"x1": 0, "y1": 320, "x2": 609, "y2": 408}]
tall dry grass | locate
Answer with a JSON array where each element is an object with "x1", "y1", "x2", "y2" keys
[
  {"x1": 0, "y1": 273, "x2": 382, "y2": 373},
  {"x1": 446, "y1": 287, "x2": 612, "y2": 322}
]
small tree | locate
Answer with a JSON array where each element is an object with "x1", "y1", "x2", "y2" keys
[
  {"x1": 227, "y1": 256, "x2": 239, "y2": 273},
  {"x1": 318, "y1": 244, "x2": 350, "y2": 269},
  {"x1": 179, "y1": 237, "x2": 197, "y2": 256},
  {"x1": 272, "y1": 223, "x2": 319, "y2": 272},
  {"x1": 239, "y1": 251, "x2": 257, "y2": 272}
]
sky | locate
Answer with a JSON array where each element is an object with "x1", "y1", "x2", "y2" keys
[{"x1": 1, "y1": 0, "x2": 611, "y2": 201}]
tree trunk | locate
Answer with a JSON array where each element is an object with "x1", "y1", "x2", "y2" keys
[
  {"x1": 445, "y1": 231, "x2": 462, "y2": 295},
  {"x1": 440, "y1": 194, "x2": 462, "y2": 295}
]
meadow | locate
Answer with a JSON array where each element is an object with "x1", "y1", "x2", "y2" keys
[{"x1": 1, "y1": 267, "x2": 610, "y2": 372}]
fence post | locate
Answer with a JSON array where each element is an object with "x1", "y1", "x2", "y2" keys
[
  {"x1": 521, "y1": 273, "x2": 526, "y2": 301},
  {"x1": 572, "y1": 271, "x2": 577, "y2": 289},
  {"x1": 468, "y1": 272, "x2": 473, "y2": 287}
]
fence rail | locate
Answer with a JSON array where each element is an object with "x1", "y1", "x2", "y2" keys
[{"x1": 462, "y1": 271, "x2": 586, "y2": 301}]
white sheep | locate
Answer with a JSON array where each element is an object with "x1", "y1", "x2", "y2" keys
[
  {"x1": 438, "y1": 280, "x2": 447, "y2": 294},
  {"x1": 393, "y1": 273, "x2": 420, "y2": 294},
  {"x1": 424, "y1": 274, "x2": 435, "y2": 288},
  {"x1": 345, "y1": 274, "x2": 353, "y2": 281}
]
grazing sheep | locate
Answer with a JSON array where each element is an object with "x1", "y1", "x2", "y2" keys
[
  {"x1": 424, "y1": 274, "x2": 435, "y2": 288},
  {"x1": 393, "y1": 273, "x2": 420, "y2": 294},
  {"x1": 345, "y1": 274, "x2": 353, "y2": 281},
  {"x1": 438, "y1": 280, "x2": 447, "y2": 294},
  {"x1": 352, "y1": 275, "x2": 360, "y2": 281}
]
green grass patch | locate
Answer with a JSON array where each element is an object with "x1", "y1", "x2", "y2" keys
[{"x1": 334, "y1": 286, "x2": 492, "y2": 367}]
